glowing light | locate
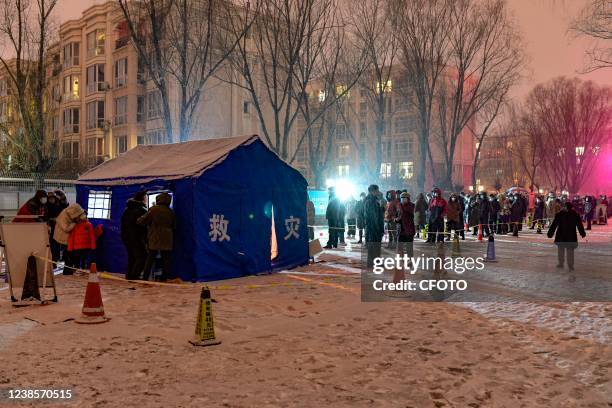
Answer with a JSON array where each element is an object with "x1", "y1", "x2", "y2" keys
[
  {"x1": 327, "y1": 178, "x2": 356, "y2": 202},
  {"x1": 478, "y1": 185, "x2": 484, "y2": 192},
  {"x1": 538, "y1": 189, "x2": 544, "y2": 194},
  {"x1": 468, "y1": 186, "x2": 474, "y2": 192}
]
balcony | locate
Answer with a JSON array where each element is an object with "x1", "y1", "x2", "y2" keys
[
  {"x1": 86, "y1": 82, "x2": 110, "y2": 95},
  {"x1": 86, "y1": 46, "x2": 105, "y2": 59},
  {"x1": 62, "y1": 93, "x2": 80, "y2": 103}
]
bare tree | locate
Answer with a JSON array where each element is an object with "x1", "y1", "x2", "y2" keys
[
  {"x1": 393, "y1": 0, "x2": 450, "y2": 192},
  {"x1": 0, "y1": 0, "x2": 59, "y2": 183},
  {"x1": 350, "y1": 0, "x2": 399, "y2": 183},
  {"x1": 289, "y1": 11, "x2": 367, "y2": 188},
  {"x1": 118, "y1": 0, "x2": 174, "y2": 143},
  {"x1": 118, "y1": 0, "x2": 252, "y2": 143},
  {"x1": 571, "y1": 0, "x2": 612, "y2": 72},
  {"x1": 433, "y1": 0, "x2": 524, "y2": 190},
  {"x1": 528, "y1": 77, "x2": 611, "y2": 192},
  {"x1": 224, "y1": 0, "x2": 337, "y2": 160}
]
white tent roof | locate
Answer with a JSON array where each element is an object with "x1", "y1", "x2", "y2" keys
[{"x1": 77, "y1": 134, "x2": 259, "y2": 185}]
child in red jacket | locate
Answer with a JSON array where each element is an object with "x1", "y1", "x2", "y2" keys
[{"x1": 67, "y1": 212, "x2": 103, "y2": 271}]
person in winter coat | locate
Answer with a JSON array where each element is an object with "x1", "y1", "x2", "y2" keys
[
  {"x1": 595, "y1": 195, "x2": 608, "y2": 224},
  {"x1": 572, "y1": 196, "x2": 584, "y2": 220},
  {"x1": 67, "y1": 212, "x2": 103, "y2": 270},
  {"x1": 547, "y1": 201, "x2": 586, "y2": 272},
  {"x1": 14, "y1": 190, "x2": 47, "y2": 222},
  {"x1": 498, "y1": 194, "x2": 511, "y2": 234},
  {"x1": 306, "y1": 199, "x2": 315, "y2": 241},
  {"x1": 510, "y1": 194, "x2": 524, "y2": 237},
  {"x1": 583, "y1": 195, "x2": 595, "y2": 230},
  {"x1": 346, "y1": 197, "x2": 357, "y2": 239},
  {"x1": 355, "y1": 192, "x2": 366, "y2": 243},
  {"x1": 414, "y1": 193, "x2": 428, "y2": 235},
  {"x1": 324, "y1": 187, "x2": 341, "y2": 249},
  {"x1": 337, "y1": 199, "x2": 346, "y2": 244},
  {"x1": 488, "y1": 194, "x2": 500, "y2": 234},
  {"x1": 364, "y1": 185, "x2": 385, "y2": 267},
  {"x1": 427, "y1": 187, "x2": 447, "y2": 243},
  {"x1": 395, "y1": 192, "x2": 415, "y2": 258},
  {"x1": 446, "y1": 193, "x2": 463, "y2": 240},
  {"x1": 385, "y1": 190, "x2": 400, "y2": 248},
  {"x1": 468, "y1": 195, "x2": 480, "y2": 235},
  {"x1": 477, "y1": 191, "x2": 491, "y2": 237},
  {"x1": 137, "y1": 192, "x2": 176, "y2": 281},
  {"x1": 53, "y1": 203, "x2": 85, "y2": 274},
  {"x1": 45, "y1": 191, "x2": 65, "y2": 261},
  {"x1": 121, "y1": 191, "x2": 149, "y2": 280},
  {"x1": 532, "y1": 195, "x2": 546, "y2": 233}
]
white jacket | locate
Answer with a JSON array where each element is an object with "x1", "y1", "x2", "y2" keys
[{"x1": 53, "y1": 203, "x2": 84, "y2": 245}]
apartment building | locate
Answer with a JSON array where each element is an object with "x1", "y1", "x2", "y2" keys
[
  {"x1": 43, "y1": 1, "x2": 262, "y2": 171},
  {"x1": 292, "y1": 72, "x2": 476, "y2": 191}
]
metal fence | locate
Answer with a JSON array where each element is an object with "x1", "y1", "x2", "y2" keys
[{"x1": 0, "y1": 175, "x2": 76, "y2": 217}]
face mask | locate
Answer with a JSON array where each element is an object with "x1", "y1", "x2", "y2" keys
[
  {"x1": 401, "y1": 198, "x2": 408, "y2": 204},
  {"x1": 40, "y1": 197, "x2": 47, "y2": 204}
]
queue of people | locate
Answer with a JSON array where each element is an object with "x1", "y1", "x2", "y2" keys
[{"x1": 12, "y1": 189, "x2": 176, "y2": 281}]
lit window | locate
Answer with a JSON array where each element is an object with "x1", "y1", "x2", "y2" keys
[
  {"x1": 337, "y1": 144, "x2": 350, "y2": 158},
  {"x1": 336, "y1": 84, "x2": 348, "y2": 97},
  {"x1": 87, "y1": 191, "x2": 112, "y2": 219},
  {"x1": 575, "y1": 146, "x2": 585, "y2": 156},
  {"x1": 380, "y1": 162, "x2": 392, "y2": 179},
  {"x1": 376, "y1": 80, "x2": 392, "y2": 93},
  {"x1": 318, "y1": 90, "x2": 327, "y2": 102},
  {"x1": 398, "y1": 161, "x2": 414, "y2": 179},
  {"x1": 337, "y1": 165, "x2": 349, "y2": 177}
]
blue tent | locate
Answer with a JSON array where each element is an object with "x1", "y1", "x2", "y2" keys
[{"x1": 75, "y1": 135, "x2": 309, "y2": 281}]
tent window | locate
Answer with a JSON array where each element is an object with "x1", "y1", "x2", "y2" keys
[
  {"x1": 87, "y1": 191, "x2": 112, "y2": 219},
  {"x1": 147, "y1": 191, "x2": 173, "y2": 209}
]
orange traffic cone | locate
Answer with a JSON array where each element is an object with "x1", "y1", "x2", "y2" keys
[
  {"x1": 477, "y1": 224, "x2": 483, "y2": 241},
  {"x1": 75, "y1": 263, "x2": 110, "y2": 324}
]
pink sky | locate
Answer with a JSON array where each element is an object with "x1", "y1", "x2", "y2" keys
[{"x1": 57, "y1": 0, "x2": 612, "y2": 101}]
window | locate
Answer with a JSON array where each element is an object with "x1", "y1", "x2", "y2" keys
[
  {"x1": 63, "y1": 75, "x2": 80, "y2": 100},
  {"x1": 86, "y1": 137, "x2": 104, "y2": 157},
  {"x1": 359, "y1": 100, "x2": 367, "y2": 114},
  {"x1": 359, "y1": 144, "x2": 366, "y2": 160},
  {"x1": 335, "y1": 123, "x2": 347, "y2": 140},
  {"x1": 336, "y1": 84, "x2": 348, "y2": 97},
  {"x1": 360, "y1": 122, "x2": 367, "y2": 139},
  {"x1": 0, "y1": 79, "x2": 6, "y2": 96},
  {"x1": 52, "y1": 116, "x2": 59, "y2": 136},
  {"x1": 147, "y1": 91, "x2": 162, "y2": 119},
  {"x1": 337, "y1": 144, "x2": 350, "y2": 159},
  {"x1": 115, "y1": 21, "x2": 129, "y2": 49},
  {"x1": 86, "y1": 64, "x2": 105, "y2": 94},
  {"x1": 376, "y1": 79, "x2": 392, "y2": 94},
  {"x1": 86, "y1": 30, "x2": 105, "y2": 58},
  {"x1": 380, "y1": 162, "x2": 392, "y2": 179},
  {"x1": 86, "y1": 100, "x2": 105, "y2": 129},
  {"x1": 114, "y1": 135, "x2": 127, "y2": 156},
  {"x1": 114, "y1": 96, "x2": 127, "y2": 125},
  {"x1": 243, "y1": 101, "x2": 250, "y2": 114},
  {"x1": 137, "y1": 95, "x2": 145, "y2": 122},
  {"x1": 87, "y1": 191, "x2": 111, "y2": 219},
  {"x1": 337, "y1": 165, "x2": 349, "y2": 177},
  {"x1": 318, "y1": 90, "x2": 327, "y2": 102},
  {"x1": 395, "y1": 137, "x2": 414, "y2": 157},
  {"x1": 63, "y1": 42, "x2": 80, "y2": 68},
  {"x1": 137, "y1": 57, "x2": 145, "y2": 82},
  {"x1": 394, "y1": 115, "x2": 414, "y2": 134},
  {"x1": 382, "y1": 140, "x2": 392, "y2": 159},
  {"x1": 63, "y1": 108, "x2": 80, "y2": 133},
  {"x1": 398, "y1": 161, "x2": 414, "y2": 180},
  {"x1": 137, "y1": 135, "x2": 144, "y2": 145},
  {"x1": 62, "y1": 141, "x2": 79, "y2": 159},
  {"x1": 114, "y1": 58, "x2": 128, "y2": 88},
  {"x1": 144, "y1": 129, "x2": 164, "y2": 145},
  {"x1": 0, "y1": 101, "x2": 6, "y2": 121}
]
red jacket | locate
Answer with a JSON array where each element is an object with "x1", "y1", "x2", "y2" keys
[
  {"x1": 14, "y1": 200, "x2": 45, "y2": 223},
  {"x1": 68, "y1": 221, "x2": 103, "y2": 251}
]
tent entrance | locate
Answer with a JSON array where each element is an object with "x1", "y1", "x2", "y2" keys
[{"x1": 271, "y1": 205, "x2": 278, "y2": 261}]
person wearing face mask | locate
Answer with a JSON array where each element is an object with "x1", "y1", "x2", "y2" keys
[
  {"x1": 427, "y1": 187, "x2": 447, "y2": 243},
  {"x1": 489, "y1": 194, "x2": 500, "y2": 234},
  {"x1": 477, "y1": 191, "x2": 491, "y2": 237},
  {"x1": 14, "y1": 190, "x2": 47, "y2": 222},
  {"x1": 531, "y1": 194, "x2": 546, "y2": 233},
  {"x1": 583, "y1": 195, "x2": 595, "y2": 230},
  {"x1": 510, "y1": 194, "x2": 524, "y2": 237},
  {"x1": 395, "y1": 192, "x2": 415, "y2": 260},
  {"x1": 547, "y1": 201, "x2": 586, "y2": 273},
  {"x1": 363, "y1": 185, "x2": 385, "y2": 267},
  {"x1": 446, "y1": 193, "x2": 462, "y2": 241},
  {"x1": 45, "y1": 191, "x2": 65, "y2": 261}
]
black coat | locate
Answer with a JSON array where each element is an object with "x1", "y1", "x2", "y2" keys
[
  {"x1": 478, "y1": 198, "x2": 490, "y2": 223},
  {"x1": 489, "y1": 199, "x2": 500, "y2": 223},
  {"x1": 547, "y1": 209, "x2": 586, "y2": 247},
  {"x1": 510, "y1": 199, "x2": 523, "y2": 222},
  {"x1": 534, "y1": 199, "x2": 545, "y2": 219},
  {"x1": 364, "y1": 194, "x2": 384, "y2": 242},
  {"x1": 326, "y1": 195, "x2": 343, "y2": 227},
  {"x1": 121, "y1": 199, "x2": 148, "y2": 246}
]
